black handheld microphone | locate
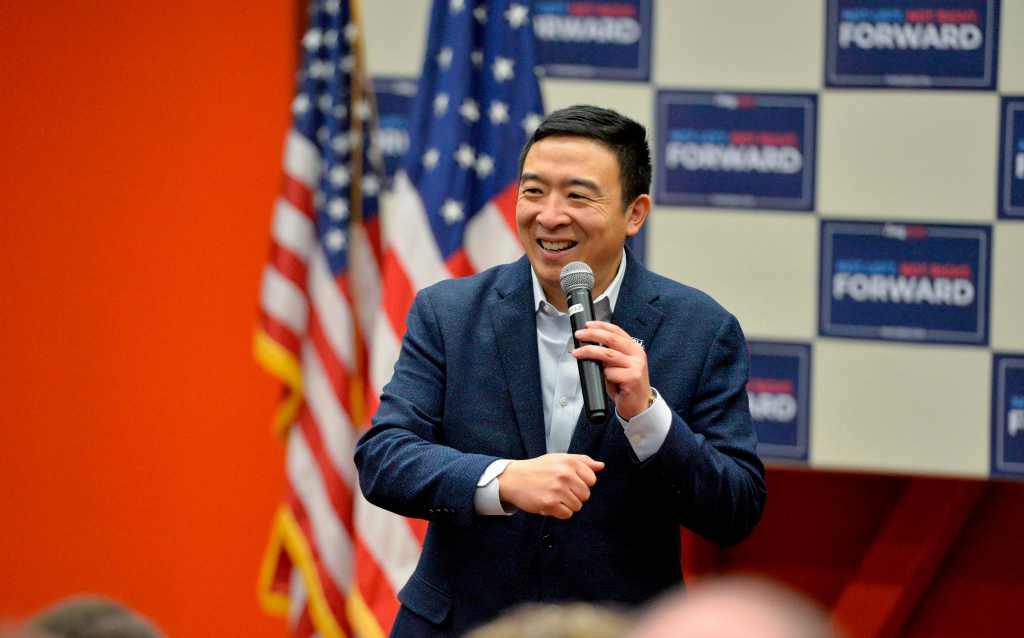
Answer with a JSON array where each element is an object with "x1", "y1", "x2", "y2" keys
[{"x1": 560, "y1": 261, "x2": 608, "y2": 424}]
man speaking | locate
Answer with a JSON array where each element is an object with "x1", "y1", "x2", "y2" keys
[{"x1": 355, "y1": 105, "x2": 766, "y2": 636}]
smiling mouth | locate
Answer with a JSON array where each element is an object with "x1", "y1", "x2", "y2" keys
[{"x1": 538, "y1": 239, "x2": 578, "y2": 252}]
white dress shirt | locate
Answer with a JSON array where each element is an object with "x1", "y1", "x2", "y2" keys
[{"x1": 474, "y1": 251, "x2": 673, "y2": 515}]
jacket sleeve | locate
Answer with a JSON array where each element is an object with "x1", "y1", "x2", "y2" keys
[
  {"x1": 354, "y1": 288, "x2": 498, "y2": 527},
  {"x1": 644, "y1": 313, "x2": 767, "y2": 546}
]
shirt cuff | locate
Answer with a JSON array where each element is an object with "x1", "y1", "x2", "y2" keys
[
  {"x1": 474, "y1": 458, "x2": 516, "y2": 516},
  {"x1": 617, "y1": 388, "x2": 672, "y2": 462}
]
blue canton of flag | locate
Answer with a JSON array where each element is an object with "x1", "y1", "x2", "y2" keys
[
  {"x1": 396, "y1": 0, "x2": 544, "y2": 269},
  {"x1": 292, "y1": 0, "x2": 383, "y2": 277}
]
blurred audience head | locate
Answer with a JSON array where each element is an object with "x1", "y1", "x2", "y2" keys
[
  {"x1": 465, "y1": 602, "x2": 632, "y2": 638},
  {"x1": 7, "y1": 596, "x2": 162, "y2": 638},
  {"x1": 630, "y1": 576, "x2": 842, "y2": 638}
]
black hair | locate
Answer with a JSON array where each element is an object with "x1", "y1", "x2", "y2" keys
[{"x1": 518, "y1": 105, "x2": 652, "y2": 207}]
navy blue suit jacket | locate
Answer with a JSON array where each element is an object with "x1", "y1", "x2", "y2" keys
[{"x1": 355, "y1": 251, "x2": 766, "y2": 637}]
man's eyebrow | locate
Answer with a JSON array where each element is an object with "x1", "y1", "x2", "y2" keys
[{"x1": 519, "y1": 173, "x2": 601, "y2": 193}]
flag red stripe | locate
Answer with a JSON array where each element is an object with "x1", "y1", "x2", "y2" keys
[
  {"x1": 292, "y1": 605, "x2": 315, "y2": 638},
  {"x1": 354, "y1": 537, "x2": 400, "y2": 630},
  {"x1": 298, "y1": 406, "x2": 356, "y2": 536},
  {"x1": 445, "y1": 248, "x2": 474, "y2": 278},
  {"x1": 380, "y1": 250, "x2": 416, "y2": 341},
  {"x1": 282, "y1": 174, "x2": 315, "y2": 219},
  {"x1": 307, "y1": 309, "x2": 354, "y2": 420},
  {"x1": 492, "y1": 182, "x2": 519, "y2": 232},
  {"x1": 269, "y1": 242, "x2": 310, "y2": 292}
]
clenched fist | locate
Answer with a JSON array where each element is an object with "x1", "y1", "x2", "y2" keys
[{"x1": 498, "y1": 453, "x2": 605, "y2": 520}]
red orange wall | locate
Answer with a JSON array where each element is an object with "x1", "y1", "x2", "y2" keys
[{"x1": 1, "y1": 3, "x2": 297, "y2": 636}]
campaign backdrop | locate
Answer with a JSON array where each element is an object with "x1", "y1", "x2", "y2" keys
[
  {"x1": 825, "y1": 0, "x2": 1000, "y2": 89},
  {"x1": 820, "y1": 220, "x2": 992, "y2": 345},
  {"x1": 748, "y1": 342, "x2": 811, "y2": 462},
  {"x1": 373, "y1": 76, "x2": 418, "y2": 188},
  {"x1": 533, "y1": 0, "x2": 652, "y2": 81},
  {"x1": 655, "y1": 90, "x2": 816, "y2": 211},
  {"x1": 999, "y1": 96, "x2": 1024, "y2": 220},
  {"x1": 992, "y1": 354, "x2": 1024, "y2": 478},
  {"x1": 364, "y1": 0, "x2": 1024, "y2": 479}
]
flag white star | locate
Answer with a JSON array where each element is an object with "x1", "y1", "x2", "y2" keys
[
  {"x1": 455, "y1": 144, "x2": 476, "y2": 168},
  {"x1": 505, "y1": 3, "x2": 529, "y2": 28},
  {"x1": 318, "y1": 93, "x2": 333, "y2": 112},
  {"x1": 522, "y1": 112, "x2": 543, "y2": 135},
  {"x1": 473, "y1": 6, "x2": 487, "y2": 23},
  {"x1": 362, "y1": 174, "x2": 380, "y2": 196},
  {"x1": 459, "y1": 98, "x2": 480, "y2": 122},
  {"x1": 328, "y1": 198, "x2": 349, "y2": 220},
  {"x1": 356, "y1": 98, "x2": 371, "y2": 120},
  {"x1": 492, "y1": 57, "x2": 515, "y2": 82},
  {"x1": 325, "y1": 228, "x2": 346, "y2": 252},
  {"x1": 340, "y1": 55, "x2": 355, "y2": 72},
  {"x1": 488, "y1": 101, "x2": 509, "y2": 124},
  {"x1": 331, "y1": 134, "x2": 350, "y2": 154},
  {"x1": 329, "y1": 165, "x2": 351, "y2": 187},
  {"x1": 422, "y1": 148, "x2": 441, "y2": 169},
  {"x1": 449, "y1": 0, "x2": 465, "y2": 13},
  {"x1": 292, "y1": 94, "x2": 311, "y2": 115},
  {"x1": 324, "y1": 0, "x2": 341, "y2": 16},
  {"x1": 323, "y1": 29, "x2": 338, "y2": 47},
  {"x1": 433, "y1": 93, "x2": 449, "y2": 116},
  {"x1": 332, "y1": 104, "x2": 348, "y2": 119},
  {"x1": 441, "y1": 199, "x2": 464, "y2": 224},
  {"x1": 471, "y1": 49, "x2": 483, "y2": 68},
  {"x1": 475, "y1": 154, "x2": 494, "y2": 178},
  {"x1": 302, "y1": 28, "x2": 322, "y2": 50},
  {"x1": 343, "y1": 23, "x2": 359, "y2": 44},
  {"x1": 437, "y1": 47, "x2": 453, "y2": 70},
  {"x1": 317, "y1": 125, "x2": 330, "y2": 145}
]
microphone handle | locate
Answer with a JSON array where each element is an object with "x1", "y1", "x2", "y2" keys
[{"x1": 566, "y1": 288, "x2": 608, "y2": 424}]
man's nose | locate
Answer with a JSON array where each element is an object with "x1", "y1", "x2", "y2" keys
[{"x1": 536, "y1": 197, "x2": 570, "y2": 227}]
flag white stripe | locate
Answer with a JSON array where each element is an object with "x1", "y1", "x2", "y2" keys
[
  {"x1": 303, "y1": 342, "x2": 358, "y2": 485},
  {"x1": 288, "y1": 565, "x2": 308, "y2": 628},
  {"x1": 261, "y1": 265, "x2": 308, "y2": 334},
  {"x1": 369, "y1": 312, "x2": 402, "y2": 394},
  {"x1": 464, "y1": 202, "x2": 523, "y2": 272},
  {"x1": 287, "y1": 427, "x2": 354, "y2": 592},
  {"x1": 354, "y1": 492, "x2": 419, "y2": 595},
  {"x1": 273, "y1": 197, "x2": 316, "y2": 260},
  {"x1": 284, "y1": 129, "x2": 321, "y2": 188},
  {"x1": 309, "y1": 247, "x2": 355, "y2": 368},
  {"x1": 348, "y1": 223, "x2": 382, "y2": 346},
  {"x1": 386, "y1": 172, "x2": 450, "y2": 291}
]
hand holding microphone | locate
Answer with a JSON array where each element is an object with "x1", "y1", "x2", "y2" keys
[{"x1": 561, "y1": 261, "x2": 653, "y2": 422}]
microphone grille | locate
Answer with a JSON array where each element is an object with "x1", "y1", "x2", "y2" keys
[{"x1": 560, "y1": 261, "x2": 594, "y2": 294}]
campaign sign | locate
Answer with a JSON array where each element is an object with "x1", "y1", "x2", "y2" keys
[
  {"x1": 999, "y1": 97, "x2": 1024, "y2": 220},
  {"x1": 747, "y1": 342, "x2": 811, "y2": 462},
  {"x1": 655, "y1": 91, "x2": 816, "y2": 211},
  {"x1": 992, "y1": 355, "x2": 1024, "y2": 478},
  {"x1": 532, "y1": 0, "x2": 652, "y2": 81},
  {"x1": 372, "y1": 76, "x2": 417, "y2": 188},
  {"x1": 825, "y1": 0, "x2": 1000, "y2": 89},
  {"x1": 820, "y1": 220, "x2": 991, "y2": 345}
]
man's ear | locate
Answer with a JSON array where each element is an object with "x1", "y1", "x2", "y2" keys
[{"x1": 625, "y1": 194, "x2": 651, "y2": 237}]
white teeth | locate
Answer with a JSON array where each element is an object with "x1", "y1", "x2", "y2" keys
[{"x1": 539, "y1": 240, "x2": 574, "y2": 251}]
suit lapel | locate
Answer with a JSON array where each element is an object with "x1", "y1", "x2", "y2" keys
[
  {"x1": 568, "y1": 251, "x2": 665, "y2": 456},
  {"x1": 490, "y1": 257, "x2": 548, "y2": 459}
]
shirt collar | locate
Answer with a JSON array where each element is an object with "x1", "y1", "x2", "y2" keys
[{"x1": 530, "y1": 249, "x2": 627, "y2": 315}]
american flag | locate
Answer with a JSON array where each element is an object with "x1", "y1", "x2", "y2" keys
[{"x1": 256, "y1": 0, "x2": 542, "y2": 636}]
